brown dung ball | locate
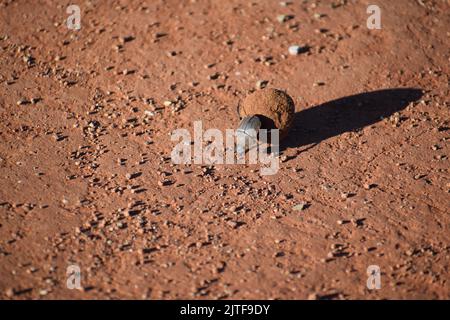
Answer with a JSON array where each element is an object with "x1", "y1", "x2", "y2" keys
[{"x1": 238, "y1": 88, "x2": 295, "y2": 140}]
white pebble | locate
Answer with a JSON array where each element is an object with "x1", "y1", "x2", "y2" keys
[{"x1": 288, "y1": 45, "x2": 301, "y2": 55}]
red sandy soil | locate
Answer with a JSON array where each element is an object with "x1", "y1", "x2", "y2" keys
[{"x1": 0, "y1": 0, "x2": 449, "y2": 299}]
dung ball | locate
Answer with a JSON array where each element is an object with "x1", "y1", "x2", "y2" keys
[{"x1": 238, "y1": 88, "x2": 295, "y2": 139}]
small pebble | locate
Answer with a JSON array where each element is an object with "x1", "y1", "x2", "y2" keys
[
  {"x1": 340, "y1": 192, "x2": 350, "y2": 199},
  {"x1": 39, "y1": 289, "x2": 48, "y2": 296},
  {"x1": 17, "y1": 98, "x2": 29, "y2": 105},
  {"x1": 292, "y1": 202, "x2": 308, "y2": 211},
  {"x1": 256, "y1": 80, "x2": 268, "y2": 89},
  {"x1": 288, "y1": 45, "x2": 301, "y2": 55},
  {"x1": 277, "y1": 14, "x2": 293, "y2": 23},
  {"x1": 226, "y1": 220, "x2": 238, "y2": 228},
  {"x1": 5, "y1": 288, "x2": 14, "y2": 297},
  {"x1": 121, "y1": 35, "x2": 135, "y2": 43},
  {"x1": 307, "y1": 293, "x2": 318, "y2": 300}
]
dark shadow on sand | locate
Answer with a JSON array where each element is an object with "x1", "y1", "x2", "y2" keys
[{"x1": 281, "y1": 88, "x2": 423, "y2": 151}]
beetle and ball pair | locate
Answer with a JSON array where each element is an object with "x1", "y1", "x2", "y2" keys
[{"x1": 235, "y1": 88, "x2": 295, "y2": 155}]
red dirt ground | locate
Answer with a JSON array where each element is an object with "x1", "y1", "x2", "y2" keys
[{"x1": 0, "y1": 0, "x2": 449, "y2": 299}]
